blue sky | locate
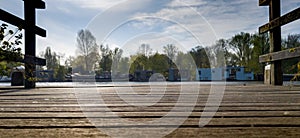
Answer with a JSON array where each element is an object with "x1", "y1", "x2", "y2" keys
[{"x1": 1, "y1": 0, "x2": 300, "y2": 59}]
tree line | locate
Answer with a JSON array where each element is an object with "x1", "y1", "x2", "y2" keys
[
  {"x1": 1, "y1": 26, "x2": 299, "y2": 80},
  {"x1": 39, "y1": 30, "x2": 300, "y2": 81}
]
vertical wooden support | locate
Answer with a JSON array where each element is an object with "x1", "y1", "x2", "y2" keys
[
  {"x1": 0, "y1": 0, "x2": 46, "y2": 88},
  {"x1": 24, "y1": 1, "x2": 37, "y2": 88},
  {"x1": 269, "y1": 0, "x2": 283, "y2": 85}
]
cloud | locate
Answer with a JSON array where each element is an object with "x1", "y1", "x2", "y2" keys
[
  {"x1": 58, "y1": 0, "x2": 128, "y2": 10},
  {"x1": 167, "y1": 0, "x2": 207, "y2": 8},
  {"x1": 2, "y1": 0, "x2": 299, "y2": 59}
]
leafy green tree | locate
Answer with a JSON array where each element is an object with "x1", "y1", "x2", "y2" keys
[
  {"x1": 71, "y1": 55, "x2": 85, "y2": 73},
  {"x1": 0, "y1": 23, "x2": 22, "y2": 62},
  {"x1": 55, "y1": 65, "x2": 66, "y2": 81},
  {"x1": 99, "y1": 44, "x2": 112, "y2": 72},
  {"x1": 129, "y1": 54, "x2": 149, "y2": 74},
  {"x1": 228, "y1": 32, "x2": 253, "y2": 67},
  {"x1": 44, "y1": 47, "x2": 59, "y2": 71},
  {"x1": 249, "y1": 33, "x2": 269, "y2": 74},
  {"x1": 149, "y1": 53, "x2": 169, "y2": 73},
  {"x1": 189, "y1": 46, "x2": 210, "y2": 68}
]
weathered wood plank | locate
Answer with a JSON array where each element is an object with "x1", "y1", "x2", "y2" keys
[
  {"x1": 1, "y1": 117, "x2": 300, "y2": 127},
  {"x1": 259, "y1": 7, "x2": 300, "y2": 34},
  {"x1": 0, "y1": 85, "x2": 300, "y2": 137},
  {"x1": 259, "y1": 0, "x2": 270, "y2": 6},
  {"x1": 0, "y1": 111, "x2": 300, "y2": 118},
  {"x1": 259, "y1": 46, "x2": 300, "y2": 63},
  {"x1": 0, "y1": 128, "x2": 299, "y2": 138}
]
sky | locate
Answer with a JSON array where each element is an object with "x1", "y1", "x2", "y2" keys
[{"x1": 1, "y1": 0, "x2": 300, "y2": 61}]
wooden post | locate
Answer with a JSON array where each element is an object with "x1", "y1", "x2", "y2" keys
[
  {"x1": 0, "y1": 0, "x2": 46, "y2": 88},
  {"x1": 269, "y1": 0, "x2": 283, "y2": 85},
  {"x1": 24, "y1": 0, "x2": 37, "y2": 88}
]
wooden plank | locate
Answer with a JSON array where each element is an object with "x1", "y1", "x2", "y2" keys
[
  {"x1": 1, "y1": 117, "x2": 300, "y2": 127},
  {"x1": 259, "y1": 7, "x2": 300, "y2": 34},
  {"x1": 0, "y1": 9, "x2": 46, "y2": 37},
  {"x1": 0, "y1": 85, "x2": 299, "y2": 137},
  {"x1": 259, "y1": 46, "x2": 300, "y2": 63},
  {"x1": 259, "y1": 0, "x2": 270, "y2": 6}
]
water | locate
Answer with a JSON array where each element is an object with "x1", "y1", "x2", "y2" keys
[{"x1": 0, "y1": 81, "x2": 299, "y2": 87}]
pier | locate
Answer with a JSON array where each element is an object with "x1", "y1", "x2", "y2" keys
[{"x1": 0, "y1": 83, "x2": 299, "y2": 137}]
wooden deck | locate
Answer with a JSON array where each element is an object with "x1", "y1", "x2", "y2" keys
[{"x1": 0, "y1": 84, "x2": 300, "y2": 137}]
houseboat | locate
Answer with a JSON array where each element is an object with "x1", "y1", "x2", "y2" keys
[
  {"x1": 196, "y1": 66, "x2": 254, "y2": 81},
  {"x1": 168, "y1": 68, "x2": 191, "y2": 81}
]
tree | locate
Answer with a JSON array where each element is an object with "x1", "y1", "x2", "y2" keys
[
  {"x1": 149, "y1": 53, "x2": 169, "y2": 73},
  {"x1": 228, "y1": 32, "x2": 253, "y2": 67},
  {"x1": 249, "y1": 33, "x2": 269, "y2": 74},
  {"x1": 76, "y1": 29, "x2": 99, "y2": 72},
  {"x1": 44, "y1": 47, "x2": 59, "y2": 71},
  {"x1": 137, "y1": 43, "x2": 152, "y2": 57},
  {"x1": 282, "y1": 34, "x2": 300, "y2": 49},
  {"x1": 55, "y1": 65, "x2": 66, "y2": 81},
  {"x1": 112, "y1": 47, "x2": 123, "y2": 71},
  {"x1": 129, "y1": 54, "x2": 149, "y2": 73},
  {"x1": 118, "y1": 57, "x2": 130, "y2": 73},
  {"x1": 0, "y1": 23, "x2": 22, "y2": 62},
  {"x1": 70, "y1": 55, "x2": 85, "y2": 73},
  {"x1": 189, "y1": 46, "x2": 210, "y2": 68},
  {"x1": 207, "y1": 39, "x2": 228, "y2": 67},
  {"x1": 281, "y1": 34, "x2": 300, "y2": 74},
  {"x1": 176, "y1": 51, "x2": 196, "y2": 70},
  {"x1": 163, "y1": 44, "x2": 178, "y2": 68},
  {"x1": 99, "y1": 44, "x2": 112, "y2": 72}
]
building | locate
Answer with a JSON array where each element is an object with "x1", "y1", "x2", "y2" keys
[
  {"x1": 196, "y1": 66, "x2": 254, "y2": 81},
  {"x1": 168, "y1": 68, "x2": 191, "y2": 81}
]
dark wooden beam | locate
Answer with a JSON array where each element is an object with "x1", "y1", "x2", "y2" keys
[
  {"x1": 23, "y1": 0, "x2": 45, "y2": 9},
  {"x1": 259, "y1": 46, "x2": 300, "y2": 63},
  {"x1": 24, "y1": 55, "x2": 46, "y2": 66},
  {"x1": 259, "y1": 7, "x2": 300, "y2": 34},
  {"x1": 269, "y1": 0, "x2": 282, "y2": 85},
  {"x1": 259, "y1": 0, "x2": 270, "y2": 6},
  {"x1": 0, "y1": 9, "x2": 46, "y2": 37}
]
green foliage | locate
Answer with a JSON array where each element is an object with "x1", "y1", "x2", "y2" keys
[
  {"x1": 228, "y1": 32, "x2": 253, "y2": 67},
  {"x1": 55, "y1": 65, "x2": 66, "y2": 81},
  {"x1": 129, "y1": 54, "x2": 149, "y2": 73},
  {"x1": 70, "y1": 28, "x2": 300, "y2": 80},
  {"x1": 118, "y1": 57, "x2": 130, "y2": 73},
  {"x1": 44, "y1": 47, "x2": 59, "y2": 70},
  {"x1": 282, "y1": 34, "x2": 300, "y2": 74},
  {"x1": 248, "y1": 33, "x2": 269, "y2": 74},
  {"x1": 149, "y1": 53, "x2": 169, "y2": 73},
  {"x1": 112, "y1": 47, "x2": 123, "y2": 71},
  {"x1": 163, "y1": 44, "x2": 178, "y2": 68},
  {"x1": 0, "y1": 62, "x2": 7, "y2": 76},
  {"x1": 99, "y1": 45, "x2": 112, "y2": 72},
  {"x1": 0, "y1": 23, "x2": 23, "y2": 62},
  {"x1": 189, "y1": 46, "x2": 209, "y2": 68}
]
